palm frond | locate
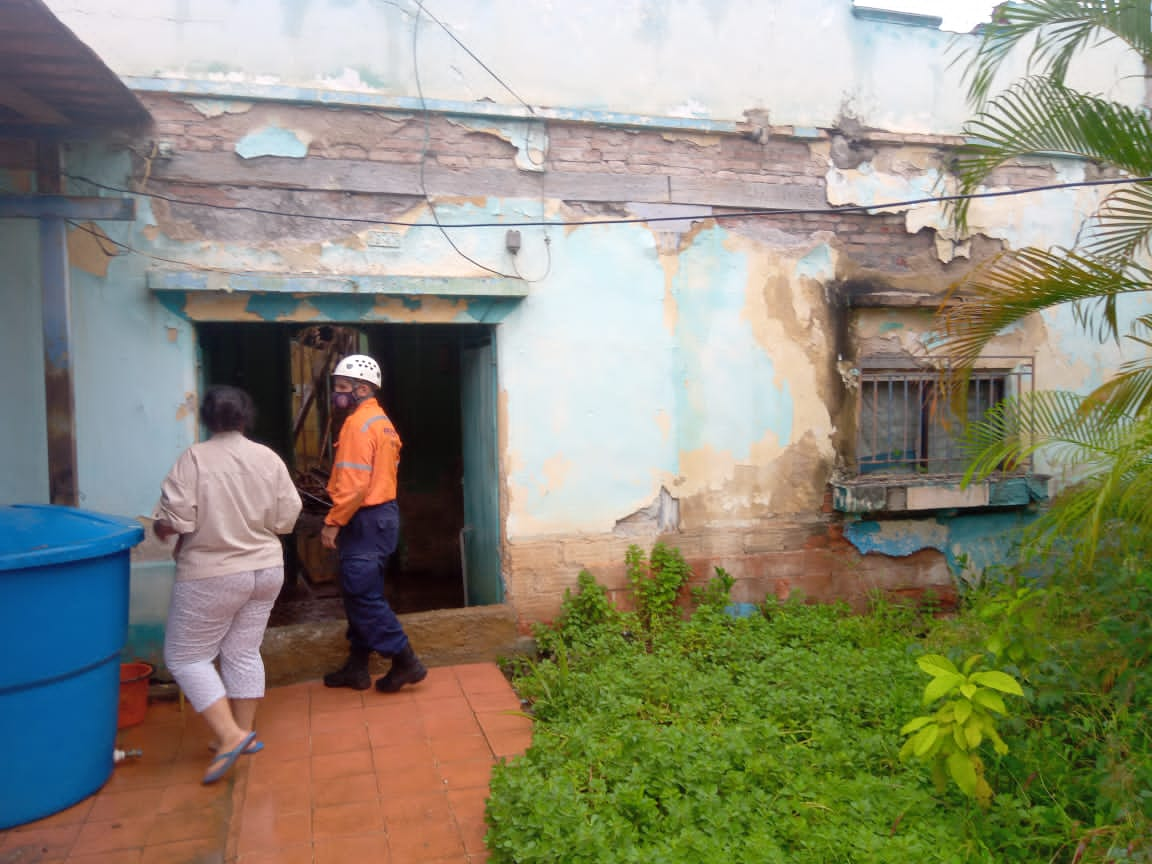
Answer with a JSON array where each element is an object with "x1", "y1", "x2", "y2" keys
[
  {"x1": 968, "y1": 400, "x2": 1152, "y2": 566},
  {"x1": 949, "y1": 78, "x2": 1152, "y2": 229},
  {"x1": 938, "y1": 248, "x2": 1152, "y2": 369},
  {"x1": 1083, "y1": 353, "x2": 1152, "y2": 421},
  {"x1": 961, "y1": 1, "x2": 1152, "y2": 108},
  {"x1": 1080, "y1": 181, "x2": 1152, "y2": 261}
]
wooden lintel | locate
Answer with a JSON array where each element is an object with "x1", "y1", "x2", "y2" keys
[{"x1": 0, "y1": 195, "x2": 136, "y2": 220}]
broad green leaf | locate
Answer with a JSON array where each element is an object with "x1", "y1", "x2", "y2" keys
[
  {"x1": 917, "y1": 654, "x2": 959, "y2": 677},
  {"x1": 960, "y1": 684, "x2": 978, "y2": 700},
  {"x1": 912, "y1": 723, "x2": 940, "y2": 758},
  {"x1": 954, "y1": 699, "x2": 973, "y2": 725},
  {"x1": 947, "y1": 751, "x2": 979, "y2": 798},
  {"x1": 965, "y1": 716, "x2": 983, "y2": 749},
  {"x1": 972, "y1": 689, "x2": 1008, "y2": 714},
  {"x1": 987, "y1": 726, "x2": 1010, "y2": 756},
  {"x1": 924, "y1": 673, "x2": 964, "y2": 705},
  {"x1": 971, "y1": 670, "x2": 1024, "y2": 696},
  {"x1": 986, "y1": 633, "x2": 1004, "y2": 656},
  {"x1": 962, "y1": 654, "x2": 984, "y2": 674},
  {"x1": 953, "y1": 722, "x2": 967, "y2": 751},
  {"x1": 898, "y1": 735, "x2": 918, "y2": 762},
  {"x1": 900, "y1": 716, "x2": 933, "y2": 735}
]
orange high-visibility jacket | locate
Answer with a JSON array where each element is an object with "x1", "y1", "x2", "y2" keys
[{"x1": 325, "y1": 398, "x2": 402, "y2": 527}]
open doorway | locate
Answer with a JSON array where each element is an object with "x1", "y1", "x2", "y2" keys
[{"x1": 197, "y1": 321, "x2": 502, "y2": 625}]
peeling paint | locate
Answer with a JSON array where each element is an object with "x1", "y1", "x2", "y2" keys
[
  {"x1": 235, "y1": 125, "x2": 311, "y2": 159},
  {"x1": 187, "y1": 98, "x2": 253, "y2": 117},
  {"x1": 447, "y1": 117, "x2": 548, "y2": 172},
  {"x1": 66, "y1": 222, "x2": 112, "y2": 277}
]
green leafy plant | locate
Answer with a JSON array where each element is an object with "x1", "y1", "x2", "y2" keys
[
  {"x1": 627, "y1": 542, "x2": 693, "y2": 634},
  {"x1": 900, "y1": 653, "x2": 1025, "y2": 805}
]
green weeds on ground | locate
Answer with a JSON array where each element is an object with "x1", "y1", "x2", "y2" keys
[{"x1": 486, "y1": 544, "x2": 1151, "y2": 863}]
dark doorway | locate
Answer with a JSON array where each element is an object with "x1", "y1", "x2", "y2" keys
[{"x1": 197, "y1": 321, "x2": 501, "y2": 626}]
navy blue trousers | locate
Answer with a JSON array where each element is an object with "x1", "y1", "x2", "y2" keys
[{"x1": 337, "y1": 501, "x2": 409, "y2": 657}]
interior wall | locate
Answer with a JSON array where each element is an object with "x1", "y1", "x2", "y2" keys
[{"x1": 0, "y1": 219, "x2": 50, "y2": 506}]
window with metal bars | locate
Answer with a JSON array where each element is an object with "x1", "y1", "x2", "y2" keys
[{"x1": 855, "y1": 357, "x2": 1033, "y2": 477}]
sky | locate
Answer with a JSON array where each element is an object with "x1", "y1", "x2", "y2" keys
[{"x1": 856, "y1": 1, "x2": 999, "y2": 32}]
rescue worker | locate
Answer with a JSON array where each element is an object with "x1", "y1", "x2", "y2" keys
[{"x1": 321, "y1": 353, "x2": 427, "y2": 693}]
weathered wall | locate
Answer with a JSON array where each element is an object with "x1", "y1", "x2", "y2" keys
[
  {"x1": 13, "y1": 2, "x2": 1144, "y2": 654},
  {"x1": 0, "y1": 147, "x2": 51, "y2": 506},
  {"x1": 43, "y1": 0, "x2": 1142, "y2": 135},
  {"x1": 67, "y1": 89, "x2": 1101, "y2": 639}
]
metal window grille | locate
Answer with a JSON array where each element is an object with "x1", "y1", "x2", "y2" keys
[{"x1": 855, "y1": 357, "x2": 1034, "y2": 477}]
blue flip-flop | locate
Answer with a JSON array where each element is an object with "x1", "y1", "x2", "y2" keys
[
  {"x1": 203, "y1": 731, "x2": 258, "y2": 785},
  {"x1": 210, "y1": 738, "x2": 264, "y2": 755}
]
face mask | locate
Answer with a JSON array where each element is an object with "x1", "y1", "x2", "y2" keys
[{"x1": 332, "y1": 391, "x2": 359, "y2": 411}]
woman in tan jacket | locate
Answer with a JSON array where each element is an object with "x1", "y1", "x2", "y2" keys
[{"x1": 154, "y1": 386, "x2": 302, "y2": 784}]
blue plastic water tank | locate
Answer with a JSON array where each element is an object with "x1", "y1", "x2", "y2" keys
[{"x1": 0, "y1": 505, "x2": 144, "y2": 830}]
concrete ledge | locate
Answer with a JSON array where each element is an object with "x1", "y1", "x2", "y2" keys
[
  {"x1": 832, "y1": 475, "x2": 1049, "y2": 514},
  {"x1": 260, "y1": 603, "x2": 530, "y2": 687}
]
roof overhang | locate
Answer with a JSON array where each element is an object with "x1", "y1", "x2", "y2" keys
[{"x1": 0, "y1": 0, "x2": 149, "y2": 137}]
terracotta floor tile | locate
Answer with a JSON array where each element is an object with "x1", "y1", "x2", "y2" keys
[
  {"x1": 409, "y1": 669, "x2": 465, "y2": 699},
  {"x1": 430, "y1": 734, "x2": 493, "y2": 763},
  {"x1": 437, "y1": 758, "x2": 494, "y2": 791},
  {"x1": 384, "y1": 816, "x2": 465, "y2": 861},
  {"x1": 1, "y1": 823, "x2": 82, "y2": 858},
  {"x1": 99, "y1": 762, "x2": 172, "y2": 792},
  {"x1": 464, "y1": 689, "x2": 524, "y2": 713},
  {"x1": 86, "y1": 789, "x2": 166, "y2": 823},
  {"x1": 423, "y1": 711, "x2": 484, "y2": 739},
  {"x1": 5, "y1": 797, "x2": 92, "y2": 830},
  {"x1": 310, "y1": 726, "x2": 370, "y2": 757},
  {"x1": 313, "y1": 832, "x2": 391, "y2": 864},
  {"x1": 485, "y1": 729, "x2": 533, "y2": 759},
  {"x1": 139, "y1": 836, "x2": 224, "y2": 864},
  {"x1": 27, "y1": 664, "x2": 518, "y2": 864},
  {"x1": 145, "y1": 807, "x2": 223, "y2": 846},
  {"x1": 237, "y1": 780, "x2": 311, "y2": 818},
  {"x1": 453, "y1": 664, "x2": 513, "y2": 695},
  {"x1": 72, "y1": 818, "x2": 157, "y2": 856},
  {"x1": 246, "y1": 756, "x2": 311, "y2": 790},
  {"x1": 371, "y1": 739, "x2": 437, "y2": 772},
  {"x1": 366, "y1": 719, "x2": 427, "y2": 750},
  {"x1": 361, "y1": 701, "x2": 420, "y2": 729},
  {"x1": 376, "y1": 761, "x2": 446, "y2": 797},
  {"x1": 234, "y1": 809, "x2": 312, "y2": 857},
  {"x1": 311, "y1": 751, "x2": 376, "y2": 783},
  {"x1": 311, "y1": 772, "x2": 380, "y2": 808},
  {"x1": 309, "y1": 710, "x2": 367, "y2": 736},
  {"x1": 448, "y1": 790, "x2": 490, "y2": 855},
  {"x1": 379, "y1": 790, "x2": 453, "y2": 826},
  {"x1": 65, "y1": 849, "x2": 144, "y2": 864},
  {"x1": 311, "y1": 799, "x2": 385, "y2": 839},
  {"x1": 235, "y1": 843, "x2": 314, "y2": 864},
  {"x1": 157, "y1": 781, "x2": 230, "y2": 814}
]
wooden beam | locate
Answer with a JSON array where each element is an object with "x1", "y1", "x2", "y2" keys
[
  {"x1": 0, "y1": 80, "x2": 69, "y2": 125},
  {"x1": 0, "y1": 195, "x2": 136, "y2": 219}
]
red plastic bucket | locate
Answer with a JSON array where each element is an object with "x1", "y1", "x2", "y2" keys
[{"x1": 117, "y1": 662, "x2": 152, "y2": 729}]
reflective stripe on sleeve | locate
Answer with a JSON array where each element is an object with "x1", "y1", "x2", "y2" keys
[{"x1": 334, "y1": 461, "x2": 372, "y2": 471}]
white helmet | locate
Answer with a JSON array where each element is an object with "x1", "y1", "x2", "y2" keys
[{"x1": 333, "y1": 354, "x2": 382, "y2": 388}]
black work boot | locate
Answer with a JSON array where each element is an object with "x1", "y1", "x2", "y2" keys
[
  {"x1": 375, "y1": 644, "x2": 427, "y2": 693},
  {"x1": 323, "y1": 648, "x2": 371, "y2": 690}
]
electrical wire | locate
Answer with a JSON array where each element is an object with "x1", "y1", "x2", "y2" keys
[
  {"x1": 412, "y1": 0, "x2": 519, "y2": 278},
  {"x1": 63, "y1": 171, "x2": 1152, "y2": 230},
  {"x1": 411, "y1": 0, "x2": 535, "y2": 115},
  {"x1": 65, "y1": 220, "x2": 244, "y2": 273}
]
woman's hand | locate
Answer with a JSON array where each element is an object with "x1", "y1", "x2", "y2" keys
[{"x1": 153, "y1": 519, "x2": 178, "y2": 541}]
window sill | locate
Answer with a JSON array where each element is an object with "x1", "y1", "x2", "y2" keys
[{"x1": 831, "y1": 474, "x2": 1049, "y2": 514}]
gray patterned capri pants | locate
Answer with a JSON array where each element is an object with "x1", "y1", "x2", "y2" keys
[{"x1": 163, "y1": 567, "x2": 283, "y2": 712}]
